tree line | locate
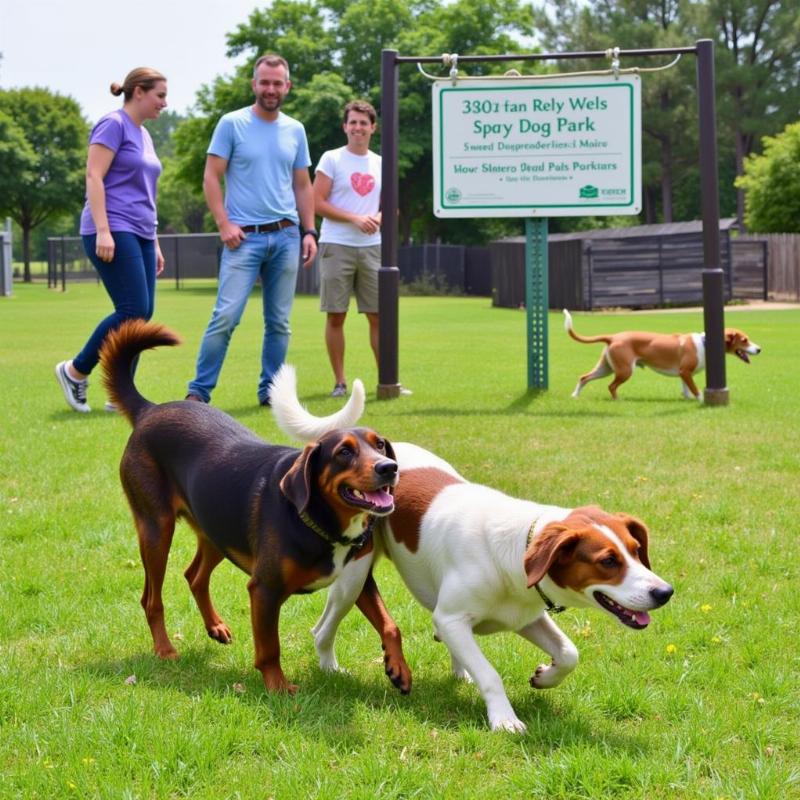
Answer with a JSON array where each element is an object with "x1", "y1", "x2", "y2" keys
[{"x1": 2, "y1": 0, "x2": 799, "y2": 281}]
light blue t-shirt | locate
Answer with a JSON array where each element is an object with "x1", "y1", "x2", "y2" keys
[{"x1": 207, "y1": 107, "x2": 310, "y2": 225}]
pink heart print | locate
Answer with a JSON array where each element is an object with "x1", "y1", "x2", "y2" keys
[{"x1": 350, "y1": 172, "x2": 375, "y2": 196}]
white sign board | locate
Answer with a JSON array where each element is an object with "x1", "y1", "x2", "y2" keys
[{"x1": 432, "y1": 76, "x2": 641, "y2": 217}]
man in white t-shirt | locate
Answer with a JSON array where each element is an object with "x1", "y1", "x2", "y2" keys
[{"x1": 313, "y1": 100, "x2": 381, "y2": 397}]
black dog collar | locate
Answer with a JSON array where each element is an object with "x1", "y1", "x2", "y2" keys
[
  {"x1": 299, "y1": 510, "x2": 374, "y2": 550},
  {"x1": 526, "y1": 520, "x2": 566, "y2": 615},
  {"x1": 533, "y1": 582, "x2": 566, "y2": 615}
]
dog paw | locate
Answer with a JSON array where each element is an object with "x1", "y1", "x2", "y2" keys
[
  {"x1": 154, "y1": 643, "x2": 179, "y2": 660},
  {"x1": 263, "y1": 677, "x2": 299, "y2": 694},
  {"x1": 384, "y1": 652, "x2": 412, "y2": 695},
  {"x1": 207, "y1": 623, "x2": 233, "y2": 644},
  {"x1": 530, "y1": 663, "x2": 563, "y2": 689},
  {"x1": 490, "y1": 715, "x2": 527, "y2": 733},
  {"x1": 317, "y1": 652, "x2": 341, "y2": 673}
]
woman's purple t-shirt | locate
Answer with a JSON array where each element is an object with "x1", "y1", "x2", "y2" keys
[{"x1": 79, "y1": 110, "x2": 162, "y2": 240}]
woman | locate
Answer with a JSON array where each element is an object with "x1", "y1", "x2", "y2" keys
[{"x1": 55, "y1": 67, "x2": 167, "y2": 412}]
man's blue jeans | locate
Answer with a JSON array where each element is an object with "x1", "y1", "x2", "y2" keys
[
  {"x1": 74, "y1": 232, "x2": 156, "y2": 375},
  {"x1": 188, "y1": 226, "x2": 300, "y2": 403}
]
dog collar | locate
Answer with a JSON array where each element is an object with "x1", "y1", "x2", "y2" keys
[
  {"x1": 526, "y1": 521, "x2": 566, "y2": 615},
  {"x1": 533, "y1": 582, "x2": 566, "y2": 615},
  {"x1": 299, "y1": 510, "x2": 373, "y2": 550}
]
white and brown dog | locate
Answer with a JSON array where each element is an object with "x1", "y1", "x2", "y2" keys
[
  {"x1": 563, "y1": 309, "x2": 761, "y2": 399},
  {"x1": 269, "y1": 367, "x2": 674, "y2": 732}
]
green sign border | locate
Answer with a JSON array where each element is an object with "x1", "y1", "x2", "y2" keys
[{"x1": 436, "y1": 81, "x2": 638, "y2": 211}]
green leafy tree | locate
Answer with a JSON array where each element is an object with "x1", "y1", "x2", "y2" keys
[
  {"x1": 736, "y1": 122, "x2": 800, "y2": 233},
  {"x1": 693, "y1": 1, "x2": 800, "y2": 227},
  {"x1": 288, "y1": 72, "x2": 358, "y2": 159},
  {"x1": 0, "y1": 110, "x2": 37, "y2": 192},
  {"x1": 170, "y1": 0, "x2": 537, "y2": 244},
  {"x1": 0, "y1": 88, "x2": 88, "y2": 281},
  {"x1": 226, "y1": 0, "x2": 335, "y2": 86}
]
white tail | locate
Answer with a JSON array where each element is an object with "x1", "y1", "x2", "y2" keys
[
  {"x1": 563, "y1": 308, "x2": 574, "y2": 332},
  {"x1": 270, "y1": 364, "x2": 366, "y2": 442}
]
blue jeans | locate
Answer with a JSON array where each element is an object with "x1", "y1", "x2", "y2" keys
[
  {"x1": 73, "y1": 232, "x2": 156, "y2": 375},
  {"x1": 188, "y1": 227, "x2": 300, "y2": 403}
]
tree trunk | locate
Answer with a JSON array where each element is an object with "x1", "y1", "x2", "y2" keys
[
  {"x1": 22, "y1": 224, "x2": 31, "y2": 283},
  {"x1": 661, "y1": 138, "x2": 673, "y2": 223},
  {"x1": 659, "y1": 90, "x2": 673, "y2": 223},
  {"x1": 735, "y1": 128, "x2": 746, "y2": 230},
  {"x1": 400, "y1": 213, "x2": 412, "y2": 247},
  {"x1": 643, "y1": 184, "x2": 658, "y2": 224}
]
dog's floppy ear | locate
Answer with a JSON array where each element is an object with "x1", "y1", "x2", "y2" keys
[
  {"x1": 524, "y1": 523, "x2": 579, "y2": 588},
  {"x1": 280, "y1": 443, "x2": 321, "y2": 513},
  {"x1": 617, "y1": 513, "x2": 651, "y2": 568}
]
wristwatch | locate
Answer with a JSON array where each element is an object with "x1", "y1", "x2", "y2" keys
[{"x1": 301, "y1": 227, "x2": 319, "y2": 242}]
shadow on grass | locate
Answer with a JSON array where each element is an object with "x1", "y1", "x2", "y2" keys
[
  {"x1": 384, "y1": 399, "x2": 697, "y2": 420},
  {"x1": 78, "y1": 646, "x2": 647, "y2": 752}
]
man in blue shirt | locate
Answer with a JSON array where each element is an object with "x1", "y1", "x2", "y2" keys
[{"x1": 187, "y1": 54, "x2": 318, "y2": 406}]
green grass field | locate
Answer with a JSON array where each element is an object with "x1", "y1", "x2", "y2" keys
[{"x1": 2, "y1": 282, "x2": 799, "y2": 799}]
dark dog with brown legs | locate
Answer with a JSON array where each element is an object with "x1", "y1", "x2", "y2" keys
[{"x1": 100, "y1": 319, "x2": 410, "y2": 695}]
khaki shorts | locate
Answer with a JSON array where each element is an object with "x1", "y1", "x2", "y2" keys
[{"x1": 319, "y1": 242, "x2": 380, "y2": 313}]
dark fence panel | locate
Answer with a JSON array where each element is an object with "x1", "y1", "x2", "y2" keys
[
  {"x1": 47, "y1": 233, "x2": 319, "y2": 295},
  {"x1": 489, "y1": 229, "x2": 767, "y2": 310},
  {"x1": 159, "y1": 234, "x2": 219, "y2": 282},
  {"x1": 550, "y1": 240, "x2": 584, "y2": 310},
  {"x1": 464, "y1": 246, "x2": 491, "y2": 296},
  {"x1": 730, "y1": 239, "x2": 768, "y2": 300},
  {"x1": 490, "y1": 239, "x2": 582, "y2": 309},
  {"x1": 398, "y1": 244, "x2": 466, "y2": 291},
  {"x1": 738, "y1": 233, "x2": 800, "y2": 300},
  {"x1": 51, "y1": 231, "x2": 766, "y2": 307},
  {"x1": 586, "y1": 233, "x2": 733, "y2": 307},
  {"x1": 490, "y1": 241, "x2": 525, "y2": 308},
  {"x1": 47, "y1": 237, "x2": 96, "y2": 288}
]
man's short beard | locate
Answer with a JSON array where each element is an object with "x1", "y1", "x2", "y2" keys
[{"x1": 257, "y1": 94, "x2": 283, "y2": 112}]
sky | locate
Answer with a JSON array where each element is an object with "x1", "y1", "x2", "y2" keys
[{"x1": 0, "y1": 0, "x2": 260, "y2": 123}]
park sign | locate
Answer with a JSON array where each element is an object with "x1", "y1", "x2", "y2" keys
[{"x1": 432, "y1": 76, "x2": 642, "y2": 217}]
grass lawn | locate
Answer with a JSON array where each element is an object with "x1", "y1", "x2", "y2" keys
[{"x1": 1, "y1": 281, "x2": 799, "y2": 799}]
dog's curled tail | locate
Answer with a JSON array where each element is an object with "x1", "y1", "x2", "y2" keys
[
  {"x1": 100, "y1": 319, "x2": 182, "y2": 426},
  {"x1": 270, "y1": 363, "x2": 365, "y2": 443},
  {"x1": 563, "y1": 309, "x2": 612, "y2": 345}
]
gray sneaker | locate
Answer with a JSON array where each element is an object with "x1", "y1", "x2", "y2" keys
[
  {"x1": 55, "y1": 361, "x2": 90, "y2": 412},
  {"x1": 330, "y1": 382, "x2": 347, "y2": 398}
]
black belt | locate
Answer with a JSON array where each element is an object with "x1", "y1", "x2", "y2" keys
[{"x1": 240, "y1": 219, "x2": 296, "y2": 234}]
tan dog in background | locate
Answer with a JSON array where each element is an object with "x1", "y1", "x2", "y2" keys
[{"x1": 563, "y1": 309, "x2": 761, "y2": 400}]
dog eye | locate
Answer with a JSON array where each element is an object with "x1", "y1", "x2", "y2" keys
[
  {"x1": 375, "y1": 438, "x2": 385, "y2": 451},
  {"x1": 600, "y1": 555, "x2": 619, "y2": 568},
  {"x1": 337, "y1": 445, "x2": 354, "y2": 459}
]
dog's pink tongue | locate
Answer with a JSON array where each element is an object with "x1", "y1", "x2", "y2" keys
[
  {"x1": 635, "y1": 611, "x2": 651, "y2": 626},
  {"x1": 365, "y1": 489, "x2": 393, "y2": 509}
]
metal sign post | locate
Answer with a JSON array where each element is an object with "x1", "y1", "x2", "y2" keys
[{"x1": 526, "y1": 218, "x2": 549, "y2": 388}]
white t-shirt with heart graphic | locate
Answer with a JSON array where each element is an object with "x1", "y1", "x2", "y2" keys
[{"x1": 315, "y1": 146, "x2": 381, "y2": 246}]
